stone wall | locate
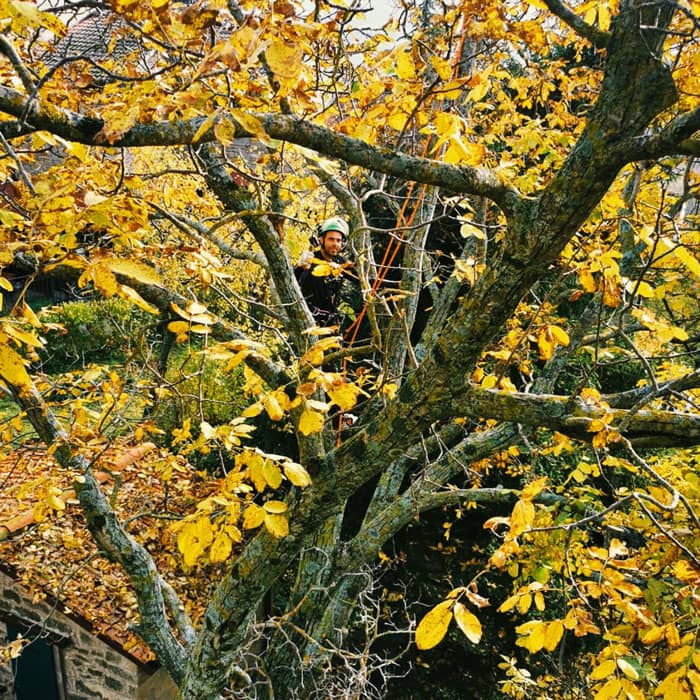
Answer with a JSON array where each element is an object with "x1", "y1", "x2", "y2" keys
[{"x1": 0, "y1": 570, "x2": 173, "y2": 700}]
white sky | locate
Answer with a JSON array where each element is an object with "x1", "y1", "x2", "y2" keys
[{"x1": 364, "y1": 0, "x2": 400, "y2": 27}]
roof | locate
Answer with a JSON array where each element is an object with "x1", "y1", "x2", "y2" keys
[{"x1": 0, "y1": 441, "x2": 218, "y2": 663}]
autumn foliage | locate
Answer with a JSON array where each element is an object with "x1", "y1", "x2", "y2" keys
[{"x1": 0, "y1": 0, "x2": 699, "y2": 698}]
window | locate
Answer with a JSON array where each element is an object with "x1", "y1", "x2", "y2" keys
[{"x1": 6, "y1": 623, "x2": 65, "y2": 700}]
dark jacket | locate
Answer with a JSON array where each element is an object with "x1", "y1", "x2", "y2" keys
[{"x1": 294, "y1": 250, "x2": 349, "y2": 324}]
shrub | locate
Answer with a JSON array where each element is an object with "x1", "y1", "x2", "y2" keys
[
  {"x1": 148, "y1": 348, "x2": 249, "y2": 440},
  {"x1": 38, "y1": 298, "x2": 150, "y2": 373}
]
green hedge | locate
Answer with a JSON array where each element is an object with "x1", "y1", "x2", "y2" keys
[{"x1": 38, "y1": 297, "x2": 150, "y2": 373}]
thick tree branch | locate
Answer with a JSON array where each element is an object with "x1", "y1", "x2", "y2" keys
[
  {"x1": 0, "y1": 85, "x2": 521, "y2": 213},
  {"x1": 196, "y1": 143, "x2": 315, "y2": 349},
  {"x1": 623, "y1": 106, "x2": 700, "y2": 160},
  {"x1": 10, "y1": 251, "x2": 291, "y2": 390},
  {"x1": 541, "y1": 0, "x2": 611, "y2": 46},
  {"x1": 5, "y1": 380, "x2": 187, "y2": 682},
  {"x1": 447, "y1": 385, "x2": 700, "y2": 447},
  {"x1": 604, "y1": 369, "x2": 700, "y2": 409}
]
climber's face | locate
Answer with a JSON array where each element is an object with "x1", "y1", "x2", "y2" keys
[{"x1": 320, "y1": 230, "x2": 343, "y2": 259}]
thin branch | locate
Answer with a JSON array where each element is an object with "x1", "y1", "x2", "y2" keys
[
  {"x1": 0, "y1": 131, "x2": 35, "y2": 194},
  {"x1": 0, "y1": 36, "x2": 36, "y2": 93},
  {"x1": 146, "y1": 201, "x2": 268, "y2": 268}
]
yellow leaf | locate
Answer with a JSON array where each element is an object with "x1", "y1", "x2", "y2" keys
[
  {"x1": 105, "y1": 258, "x2": 161, "y2": 286},
  {"x1": 549, "y1": 325, "x2": 570, "y2": 346},
  {"x1": 453, "y1": 257, "x2": 478, "y2": 284},
  {"x1": 655, "y1": 668, "x2": 691, "y2": 699},
  {"x1": 8, "y1": 0, "x2": 66, "y2": 36},
  {"x1": 263, "y1": 500, "x2": 287, "y2": 514},
  {"x1": 482, "y1": 374, "x2": 498, "y2": 389},
  {"x1": 301, "y1": 346, "x2": 325, "y2": 366},
  {"x1": 177, "y1": 517, "x2": 214, "y2": 567},
  {"x1": 327, "y1": 381, "x2": 362, "y2": 411},
  {"x1": 264, "y1": 512, "x2": 289, "y2": 538},
  {"x1": 594, "y1": 678, "x2": 622, "y2": 700},
  {"x1": 168, "y1": 321, "x2": 190, "y2": 335},
  {"x1": 521, "y1": 476, "x2": 547, "y2": 501},
  {"x1": 247, "y1": 453, "x2": 267, "y2": 492},
  {"x1": 211, "y1": 114, "x2": 235, "y2": 145},
  {"x1": 498, "y1": 593, "x2": 520, "y2": 613},
  {"x1": 510, "y1": 499, "x2": 535, "y2": 536},
  {"x1": 242, "y1": 402, "x2": 263, "y2": 418},
  {"x1": 518, "y1": 592, "x2": 532, "y2": 614},
  {"x1": 5, "y1": 325, "x2": 43, "y2": 349},
  {"x1": 209, "y1": 531, "x2": 232, "y2": 563},
  {"x1": 580, "y1": 267, "x2": 597, "y2": 292},
  {"x1": 21, "y1": 303, "x2": 41, "y2": 328},
  {"x1": 242, "y1": 503, "x2": 265, "y2": 529},
  {"x1": 686, "y1": 668, "x2": 700, "y2": 699},
  {"x1": 617, "y1": 658, "x2": 639, "y2": 681},
  {"x1": 47, "y1": 487, "x2": 66, "y2": 511},
  {"x1": 230, "y1": 110, "x2": 268, "y2": 142},
  {"x1": 0, "y1": 344, "x2": 31, "y2": 388},
  {"x1": 460, "y1": 222, "x2": 487, "y2": 239},
  {"x1": 263, "y1": 461, "x2": 283, "y2": 489},
  {"x1": 673, "y1": 245, "x2": 700, "y2": 277},
  {"x1": 192, "y1": 110, "x2": 219, "y2": 144},
  {"x1": 634, "y1": 281, "x2": 655, "y2": 298},
  {"x1": 262, "y1": 394, "x2": 285, "y2": 421},
  {"x1": 483, "y1": 515, "x2": 510, "y2": 532},
  {"x1": 0, "y1": 277, "x2": 12, "y2": 291},
  {"x1": 666, "y1": 623, "x2": 682, "y2": 649},
  {"x1": 589, "y1": 659, "x2": 616, "y2": 681},
  {"x1": 673, "y1": 561, "x2": 700, "y2": 584},
  {"x1": 415, "y1": 599, "x2": 453, "y2": 650},
  {"x1": 515, "y1": 620, "x2": 547, "y2": 653},
  {"x1": 620, "y1": 678, "x2": 645, "y2": 700},
  {"x1": 117, "y1": 284, "x2": 160, "y2": 314},
  {"x1": 537, "y1": 328, "x2": 554, "y2": 360},
  {"x1": 543, "y1": 621, "x2": 563, "y2": 651},
  {"x1": 266, "y1": 39, "x2": 303, "y2": 79},
  {"x1": 298, "y1": 409, "x2": 325, "y2": 436},
  {"x1": 283, "y1": 461, "x2": 312, "y2": 487},
  {"x1": 666, "y1": 645, "x2": 692, "y2": 667},
  {"x1": 396, "y1": 48, "x2": 415, "y2": 79},
  {"x1": 639, "y1": 625, "x2": 666, "y2": 646},
  {"x1": 382, "y1": 383, "x2": 398, "y2": 399},
  {"x1": 430, "y1": 55, "x2": 452, "y2": 80},
  {"x1": 311, "y1": 262, "x2": 334, "y2": 277},
  {"x1": 466, "y1": 74, "x2": 489, "y2": 102},
  {"x1": 453, "y1": 602, "x2": 482, "y2": 644}
]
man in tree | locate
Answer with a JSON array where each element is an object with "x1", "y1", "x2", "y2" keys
[
  {"x1": 2, "y1": 1, "x2": 700, "y2": 698},
  {"x1": 294, "y1": 216, "x2": 353, "y2": 327}
]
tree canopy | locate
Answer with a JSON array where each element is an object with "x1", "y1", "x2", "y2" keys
[{"x1": 1, "y1": 0, "x2": 700, "y2": 698}]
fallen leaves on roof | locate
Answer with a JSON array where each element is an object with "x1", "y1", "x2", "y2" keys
[{"x1": 0, "y1": 441, "x2": 224, "y2": 663}]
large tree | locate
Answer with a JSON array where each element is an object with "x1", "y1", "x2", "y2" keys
[{"x1": 1, "y1": 0, "x2": 700, "y2": 697}]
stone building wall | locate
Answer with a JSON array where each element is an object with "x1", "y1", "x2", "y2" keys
[{"x1": 0, "y1": 570, "x2": 142, "y2": 700}]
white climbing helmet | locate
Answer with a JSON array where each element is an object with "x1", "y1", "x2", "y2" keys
[{"x1": 319, "y1": 216, "x2": 349, "y2": 238}]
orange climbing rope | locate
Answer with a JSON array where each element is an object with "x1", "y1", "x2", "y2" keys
[
  {"x1": 342, "y1": 18, "x2": 469, "y2": 347},
  {"x1": 336, "y1": 20, "x2": 470, "y2": 441}
]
